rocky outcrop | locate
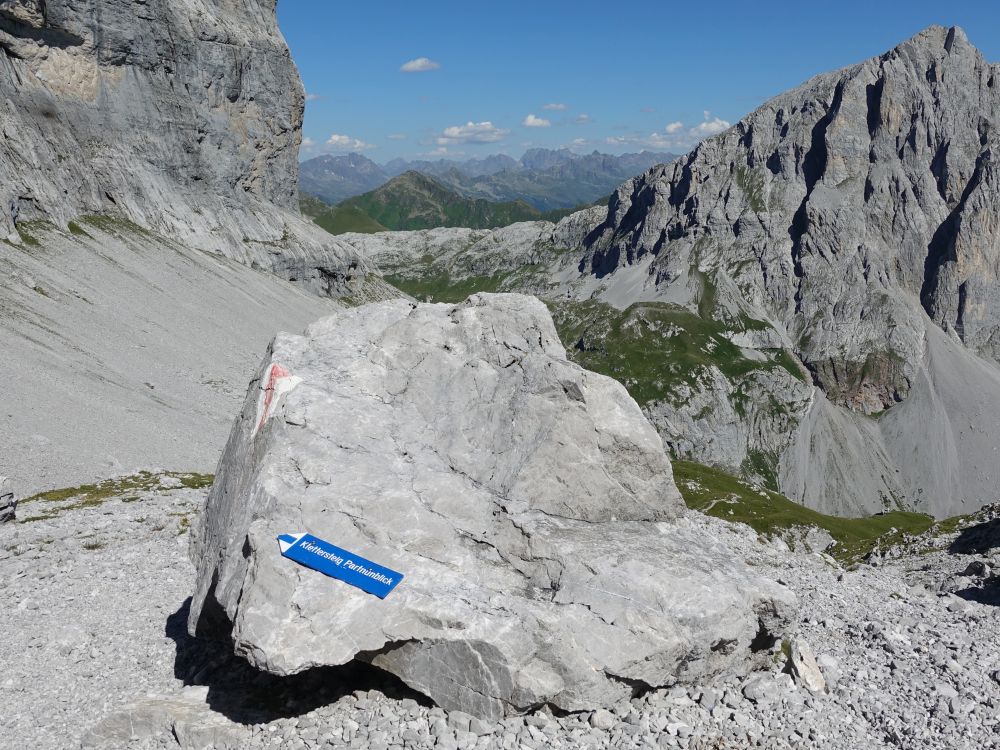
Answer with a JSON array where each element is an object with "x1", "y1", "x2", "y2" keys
[
  {"x1": 187, "y1": 293, "x2": 796, "y2": 719},
  {"x1": 0, "y1": 475, "x2": 14, "y2": 522},
  {"x1": 0, "y1": 0, "x2": 382, "y2": 299}
]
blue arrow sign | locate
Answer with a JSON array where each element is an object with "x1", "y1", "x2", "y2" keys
[{"x1": 277, "y1": 532, "x2": 403, "y2": 599}]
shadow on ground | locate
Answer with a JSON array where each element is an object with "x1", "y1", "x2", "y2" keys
[
  {"x1": 165, "y1": 598, "x2": 430, "y2": 724},
  {"x1": 953, "y1": 580, "x2": 1000, "y2": 607},
  {"x1": 949, "y1": 518, "x2": 1000, "y2": 555}
]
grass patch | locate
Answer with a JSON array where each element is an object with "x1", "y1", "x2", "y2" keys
[
  {"x1": 313, "y1": 204, "x2": 388, "y2": 235},
  {"x1": 548, "y1": 300, "x2": 804, "y2": 405},
  {"x1": 19, "y1": 471, "x2": 214, "y2": 522},
  {"x1": 83, "y1": 540, "x2": 105, "y2": 551},
  {"x1": 384, "y1": 272, "x2": 508, "y2": 303},
  {"x1": 67, "y1": 220, "x2": 92, "y2": 238},
  {"x1": 16, "y1": 228, "x2": 41, "y2": 247},
  {"x1": 675, "y1": 460, "x2": 935, "y2": 564},
  {"x1": 80, "y1": 214, "x2": 150, "y2": 236}
]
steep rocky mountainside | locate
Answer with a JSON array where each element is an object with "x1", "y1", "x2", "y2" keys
[
  {"x1": 0, "y1": 0, "x2": 383, "y2": 299},
  {"x1": 340, "y1": 26, "x2": 1000, "y2": 519},
  {"x1": 0, "y1": 0, "x2": 394, "y2": 493}
]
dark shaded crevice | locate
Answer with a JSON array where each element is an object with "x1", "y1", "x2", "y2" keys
[
  {"x1": 787, "y1": 83, "x2": 845, "y2": 305},
  {"x1": 920, "y1": 150, "x2": 988, "y2": 317},
  {"x1": 167, "y1": 599, "x2": 431, "y2": 724},
  {"x1": 603, "y1": 670, "x2": 656, "y2": 700},
  {"x1": 0, "y1": 15, "x2": 86, "y2": 51},
  {"x1": 930, "y1": 141, "x2": 951, "y2": 204},
  {"x1": 956, "y1": 281, "x2": 968, "y2": 338},
  {"x1": 866, "y1": 78, "x2": 885, "y2": 139},
  {"x1": 749, "y1": 618, "x2": 780, "y2": 653}
]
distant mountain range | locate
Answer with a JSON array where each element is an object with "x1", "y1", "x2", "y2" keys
[
  {"x1": 299, "y1": 148, "x2": 678, "y2": 210},
  {"x1": 310, "y1": 171, "x2": 581, "y2": 235}
]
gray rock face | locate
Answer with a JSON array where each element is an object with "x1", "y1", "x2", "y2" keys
[
  {"x1": 571, "y1": 26, "x2": 1000, "y2": 516},
  {"x1": 342, "y1": 26, "x2": 1000, "y2": 517},
  {"x1": 0, "y1": 0, "x2": 380, "y2": 299},
  {"x1": 0, "y1": 475, "x2": 14, "y2": 523},
  {"x1": 188, "y1": 293, "x2": 795, "y2": 719}
]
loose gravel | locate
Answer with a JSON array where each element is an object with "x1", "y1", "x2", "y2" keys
[{"x1": 3, "y1": 483, "x2": 999, "y2": 749}]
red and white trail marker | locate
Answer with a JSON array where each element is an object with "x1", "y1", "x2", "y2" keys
[{"x1": 253, "y1": 362, "x2": 302, "y2": 436}]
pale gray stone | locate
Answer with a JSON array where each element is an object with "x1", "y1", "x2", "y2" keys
[
  {"x1": 188, "y1": 293, "x2": 795, "y2": 719},
  {"x1": 787, "y1": 638, "x2": 827, "y2": 693}
]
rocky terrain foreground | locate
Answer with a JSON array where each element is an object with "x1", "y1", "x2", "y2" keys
[{"x1": 3, "y1": 479, "x2": 999, "y2": 749}]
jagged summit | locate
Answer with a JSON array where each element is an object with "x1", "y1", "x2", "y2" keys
[
  {"x1": 566, "y1": 23, "x2": 1000, "y2": 516},
  {"x1": 339, "y1": 25, "x2": 1000, "y2": 519}
]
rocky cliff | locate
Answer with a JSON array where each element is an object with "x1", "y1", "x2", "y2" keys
[
  {"x1": 573, "y1": 25, "x2": 1000, "y2": 517},
  {"x1": 0, "y1": 0, "x2": 380, "y2": 297},
  {"x1": 342, "y1": 26, "x2": 1000, "y2": 518},
  {"x1": 0, "y1": 0, "x2": 391, "y2": 493}
]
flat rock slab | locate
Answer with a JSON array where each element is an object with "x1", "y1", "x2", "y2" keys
[{"x1": 188, "y1": 293, "x2": 795, "y2": 719}]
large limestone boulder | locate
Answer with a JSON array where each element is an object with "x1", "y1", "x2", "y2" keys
[{"x1": 188, "y1": 293, "x2": 795, "y2": 719}]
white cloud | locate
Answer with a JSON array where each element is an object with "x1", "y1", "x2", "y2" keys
[
  {"x1": 386, "y1": 133, "x2": 407, "y2": 140},
  {"x1": 326, "y1": 133, "x2": 376, "y2": 151},
  {"x1": 522, "y1": 114, "x2": 551, "y2": 128},
  {"x1": 301, "y1": 137, "x2": 316, "y2": 149},
  {"x1": 400, "y1": 57, "x2": 441, "y2": 73},
  {"x1": 575, "y1": 113, "x2": 592, "y2": 124},
  {"x1": 543, "y1": 103, "x2": 568, "y2": 110},
  {"x1": 420, "y1": 146, "x2": 464, "y2": 158},
  {"x1": 305, "y1": 93, "x2": 322, "y2": 102},
  {"x1": 690, "y1": 114, "x2": 731, "y2": 137},
  {"x1": 436, "y1": 121, "x2": 509, "y2": 145},
  {"x1": 604, "y1": 112, "x2": 732, "y2": 152}
]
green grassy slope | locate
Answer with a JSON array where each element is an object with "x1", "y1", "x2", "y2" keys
[
  {"x1": 312, "y1": 171, "x2": 576, "y2": 235},
  {"x1": 674, "y1": 461, "x2": 935, "y2": 563},
  {"x1": 549, "y1": 300, "x2": 804, "y2": 405}
]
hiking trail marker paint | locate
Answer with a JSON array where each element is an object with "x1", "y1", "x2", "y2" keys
[
  {"x1": 277, "y1": 533, "x2": 403, "y2": 599},
  {"x1": 253, "y1": 363, "x2": 302, "y2": 436}
]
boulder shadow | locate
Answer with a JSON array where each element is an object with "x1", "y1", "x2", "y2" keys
[
  {"x1": 949, "y1": 517, "x2": 1000, "y2": 555},
  {"x1": 952, "y1": 579, "x2": 1000, "y2": 607},
  {"x1": 165, "y1": 598, "x2": 430, "y2": 724}
]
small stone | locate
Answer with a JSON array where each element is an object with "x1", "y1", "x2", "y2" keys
[
  {"x1": 589, "y1": 709, "x2": 615, "y2": 731},
  {"x1": 786, "y1": 637, "x2": 826, "y2": 693}
]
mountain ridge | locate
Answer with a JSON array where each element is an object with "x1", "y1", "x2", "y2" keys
[
  {"x1": 300, "y1": 148, "x2": 678, "y2": 210},
  {"x1": 312, "y1": 170, "x2": 579, "y2": 234}
]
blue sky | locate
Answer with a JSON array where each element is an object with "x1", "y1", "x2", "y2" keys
[{"x1": 277, "y1": 1, "x2": 1000, "y2": 163}]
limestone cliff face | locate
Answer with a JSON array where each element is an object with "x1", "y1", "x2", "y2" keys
[
  {"x1": 0, "y1": 0, "x2": 381, "y2": 298},
  {"x1": 343, "y1": 27, "x2": 1000, "y2": 518},
  {"x1": 584, "y1": 27, "x2": 999, "y2": 411}
]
